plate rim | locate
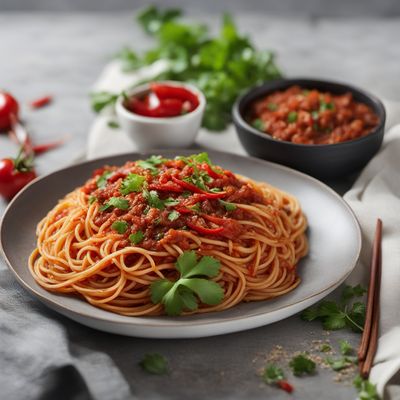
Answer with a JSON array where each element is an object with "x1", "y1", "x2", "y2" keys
[{"x1": 0, "y1": 149, "x2": 362, "y2": 328}]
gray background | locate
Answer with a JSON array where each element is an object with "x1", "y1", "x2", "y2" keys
[{"x1": 1, "y1": 1, "x2": 400, "y2": 400}]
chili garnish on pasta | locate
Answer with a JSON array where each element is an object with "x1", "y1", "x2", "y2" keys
[{"x1": 29, "y1": 153, "x2": 308, "y2": 316}]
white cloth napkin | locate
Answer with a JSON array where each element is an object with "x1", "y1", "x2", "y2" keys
[{"x1": 87, "y1": 60, "x2": 400, "y2": 398}]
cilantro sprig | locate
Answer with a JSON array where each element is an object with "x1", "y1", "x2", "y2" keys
[
  {"x1": 263, "y1": 364, "x2": 285, "y2": 385},
  {"x1": 96, "y1": 171, "x2": 112, "y2": 188},
  {"x1": 139, "y1": 353, "x2": 168, "y2": 375},
  {"x1": 137, "y1": 155, "x2": 166, "y2": 175},
  {"x1": 120, "y1": 173, "x2": 146, "y2": 195},
  {"x1": 289, "y1": 354, "x2": 316, "y2": 376},
  {"x1": 111, "y1": 220, "x2": 129, "y2": 234},
  {"x1": 301, "y1": 284, "x2": 367, "y2": 332},
  {"x1": 100, "y1": 197, "x2": 130, "y2": 212},
  {"x1": 353, "y1": 375, "x2": 380, "y2": 400},
  {"x1": 150, "y1": 251, "x2": 224, "y2": 316}
]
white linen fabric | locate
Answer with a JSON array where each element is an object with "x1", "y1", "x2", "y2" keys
[{"x1": 87, "y1": 61, "x2": 400, "y2": 399}]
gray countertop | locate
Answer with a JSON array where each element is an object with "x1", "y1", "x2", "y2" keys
[{"x1": 1, "y1": 12, "x2": 399, "y2": 400}]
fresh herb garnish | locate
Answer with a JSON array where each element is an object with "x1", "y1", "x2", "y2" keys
[
  {"x1": 100, "y1": 197, "x2": 130, "y2": 212},
  {"x1": 168, "y1": 210, "x2": 180, "y2": 221},
  {"x1": 139, "y1": 353, "x2": 168, "y2": 375},
  {"x1": 263, "y1": 364, "x2": 285, "y2": 385},
  {"x1": 311, "y1": 110, "x2": 319, "y2": 120},
  {"x1": 326, "y1": 355, "x2": 357, "y2": 371},
  {"x1": 267, "y1": 102, "x2": 278, "y2": 111},
  {"x1": 320, "y1": 100, "x2": 335, "y2": 112},
  {"x1": 190, "y1": 203, "x2": 201, "y2": 213},
  {"x1": 150, "y1": 251, "x2": 224, "y2": 316},
  {"x1": 339, "y1": 339, "x2": 353, "y2": 356},
  {"x1": 251, "y1": 118, "x2": 265, "y2": 131},
  {"x1": 88, "y1": 195, "x2": 97, "y2": 204},
  {"x1": 137, "y1": 155, "x2": 166, "y2": 175},
  {"x1": 96, "y1": 171, "x2": 112, "y2": 188},
  {"x1": 289, "y1": 354, "x2": 316, "y2": 376},
  {"x1": 107, "y1": 120, "x2": 120, "y2": 129},
  {"x1": 120, "y1": 173, "x2": 146, "y2": 195},
  {"x1": 319, "y1": 343, "x2": 332, "y2": 352},
  {"x1": 111, "y1": 220, "x2": 129, "y2": 234},
  {"x1": 164, "y1": 198, "x2": 180, "y2": 207},
  {"x1": 301, "y1": 284, "x2": 366, "y2": 332},
  {"x1": 287, "y1": 111, "x2": 298, "y2": 123},
  {"x1": 143, "y1": 188, "x2": 165, "y2": 210},
  {"x1": 129, "y1": 231, "x2": 144, "y2": 245},
  {"x1": 90, "y1": 92, "x2": 118, "y2": 113},
  {"x1": 219, "y1": 199, "x2": 236, "y2": 211},
  {"x1": 353, "y1": 375, "x2": 380, "y2": 400},
  {"x1": 93, "y1": 8, "x2": 281, "y2": 131}
]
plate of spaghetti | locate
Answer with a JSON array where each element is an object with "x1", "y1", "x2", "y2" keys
[{"x1": 0, "y1": 150, "x2": 361, "y2": 338}]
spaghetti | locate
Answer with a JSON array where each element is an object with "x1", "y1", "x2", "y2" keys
[{"x1": 29, "y1": 153, "x2": 308, "y2": 316}]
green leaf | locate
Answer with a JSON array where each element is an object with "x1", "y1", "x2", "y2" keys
[
  {"x1": 164, "y1": 198, "x2": 180, "y2": 207},
  {"x1": 287, "y1": 111, "x2": 298, "y2": 123},
  {"x1": 326, "y1": 357, "x2": 350, "y2": 371},
  {"x1": 117, "y1": 47, "x2": 142, "y2": 72},
  {"x1": 267, "y1": 102, "x2": 278, "y2": 111},
  {"x1": 289, "y1": 354, "x2": 316, "y2": 376},
  {"x1": 263, "y1": 364, "x2": 285, "y2": 385},
  {"x1": 162, "y1": 284, "x2": 184, "y2": 316},
  {"x1": 139, "y1": 353, "x2": 168, "y2": 375},
  {"x1": 168, "y1": 210, "x2": 180, "y2": 221},
  {"x1": 96, "y1": 171, "x2": 113, "y2": 188},
  {"x1": 150, "y1": 279, "x2": 174, "y2": 303},
  {"x1": 100, "y1": 197, "x2": 130, "y2": 212},
  {"x1": 353, "y1": 375, "x2": 380, "y2": 400},
  {"x1": 129, "y1": 231, "x2": 144, "y2": 245},
  {"x1": 90, "y1": 92, "x2": 118, "y2": 113},
  {"x1": 341, "y1": 284, "x2": 367, "y2": 303},
  {"x1": 339, "y1": 339, "x2": 353, "y2": 356},
  {"x1": 137, "y1": 6, "x2": 182, "y2": 35},
  {"x1": 143, "y1": 189, "x2": 165, "y2": 210},
  {"x1": 251, "y1": 118, "x2": 265, "y2": 131},
  {"x1": 88, "y1": 195, "x2": 97, "y2": 205},
  {"x1": 121, "y1": 173, "x2": 146, "y2": 195},
  {"x1": 322, "y1": 313, "x2": 347, "y2": 330},
  {"x1": 300, "y1": 306, "x2": 320, "y2": 321},
  {"x1": 319, "y1": 344, "x2": 332, "y2": 352},
  {"x1": 107, "y1": 120, "x2": 120, "y2": 129},
  {"x1": 111, "y1": 220, "x2": 128, "y2": 234},
  {"x1": 219, "y1": 199, "x2": 236, "y2": 212},
  {"x1": 184, "y1": 255, "x2": 221, "y2": 279},
  {"x1": 175, "y1": 251, "x2": 198, "y2": 277},
  {"x1": 180, "y1": 278, "x2": 224, "y2": 305},
  {"x1": 178, "y1": 286, "x2": 198, "y2": 310},
  {"x1": 137, "y1": 155, "x2": 166, "y2": 175}
]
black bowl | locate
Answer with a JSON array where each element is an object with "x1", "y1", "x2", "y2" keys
[{"x1": 232, "y1": 78, "x2": 386, "y2": 179}]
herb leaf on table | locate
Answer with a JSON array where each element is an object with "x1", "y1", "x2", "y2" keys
[
  {"x1": 139, "y1": 353, "x2": 168, "y2": 375},
  {"x1": 289, "y1": 354, "x2": 316, "y2": 376},
  {"x1": 301, "y1": 284, "x2": 367, "y2": 332}
]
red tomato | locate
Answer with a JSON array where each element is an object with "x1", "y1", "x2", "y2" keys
[
  {"x1": 0, "y1": 91, "x2": 19, "y2": 131},
  {"x1": 0, "y1": 157, "x2": 37, "y2": 200}
]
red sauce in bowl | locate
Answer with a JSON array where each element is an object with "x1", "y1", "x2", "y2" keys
[
  {"x1": 247, "y1": 85, "x2": 380, "y2": 144},
  {"x1": 124, "y1": 83, "x2": 199, "y2": 118}
]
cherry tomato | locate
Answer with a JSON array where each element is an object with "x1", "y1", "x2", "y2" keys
[
  {"x1": 0, "y1": 91, "x2": 19, "y2": 131},
  {"x1": 0, "y1": 156, "x2": 37, "y2": 200}
]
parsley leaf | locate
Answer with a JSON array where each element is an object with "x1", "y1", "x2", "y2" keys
[
  {"x1": 121, "y1": 173, "x2": 146, "y2": 195},
  {"x1": 164, "y1": 198, "x2": 180, "y2": 207},
  {"x1": 251, "y1": 118, "x2": 264, "y2": 131},
  {"x1": 339, "y1": 339, "x2": 353, "y2": 356},
  {"x1": 150, "y1": 251, "x2": 224, "y2": 316},
  {"x1": 100, "y1": 197, "x2": 130, "y2": 212},
  {"x1": 289, "y1": 354, "x2": 316, "y2": 376},
  {"x1": 353, "y1": 375, "x2": 380, "y2": 400},
  {"x1": 91, "y1": 92, "x2": 118, "y2": 113},
  {"x1": 301, "y1": 284, "x2": 366, "y2": 332},
  {"x1": 107, "y1": 120, "x2": 120, "y2": 129},
  {"x1": 219, "y1": 199, "x2": 236, "y2": 211},
  {"x1": 263, "y1": 364, "x2": 285, "y2": 385},
  {"x1": 287, "y1": 111, "x2": 298, "y2": 123},
  {"x1": 129, "y1": 231, "x2": 144, "y2": 244},
  {"x1": 168, "y1": 210, "x2": 180, "y2": 221},
  {"x1": 111, "y1": 220, "x2": 129, "y2": 234},
  {"x1": 143, "y1": 189, "x2": 165, "y2": 210},
  {"x1": 139, "y1": 353, "x2": 168, "y2": 375},
  {"x1": 326, "y1": 357, "x2": 354, "y2": 371},
  {"x1": 137, "y1": 155, "x2": 166, "y2": 175},
  {"x1": 320, "y1": 344, "x2": 331, "y2": 352},
  {"x1": 88, "y1": 195, "x2": 97, "y2": 205},
  {"x1": 96, "y1": 171, "x2": 112, "y2": 188},
  {"x1": 137, "y1": 5, "x2": 181, "y2": 35}
]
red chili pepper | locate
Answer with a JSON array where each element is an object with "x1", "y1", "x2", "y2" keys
[
  {"x1": 148, "y1": 183, "x2": 184, "y2": 193},
  {"x1": 175, "y1": 206, "x2": 193, "y2": 214},
  {"x1": 150, "y1": 83, "x2": 199, "y2": 111},
  {"x1": 187, "y1": 221, "x2": 224, "y2": 235},
  {"x1": 128, "y1": 96, "x2": 184, "y2": 118},
  {"x1": 32, "y1": 140, "x2": 63, "y2": 155},
  {"x1": 29, "y1": 95, "x2": 53, "y2": 109},
  {"x1": 202, "y1": 214, "x2": 228, "y2": 225},
  {"x1": 201, "y1": 163, "x2": 224, "y2": 179},
  {"x1": 171, "y1": 177, "x2": 226, "y2": 199},
  {"x1": 277, "y1": 380, "x2": 294, "y2": 393}
]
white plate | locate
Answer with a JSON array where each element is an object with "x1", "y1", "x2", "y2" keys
[{"x1": 0, "y1": 150, "x2": 361, "y2": 338}]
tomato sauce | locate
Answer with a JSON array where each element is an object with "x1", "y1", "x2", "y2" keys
[
  {"x1": 247, "y1": 85, "x2": 380, "y2": 144},
  {"x1": 82, "y1": 155, "x2": 264, "y2": 250}
]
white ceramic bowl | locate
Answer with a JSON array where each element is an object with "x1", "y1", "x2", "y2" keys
[{"x1": 116, "y1": 81, "x2": 206, "y2": 150}]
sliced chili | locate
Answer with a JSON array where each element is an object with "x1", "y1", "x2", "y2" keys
[
  {"x1": 201, "y1": 163, "x2": 224, "y2": 179},
  {"x1": 171, "y1": 176, "x2": 226, "y2": 199},
  {"x1": 187, "y1": 221, "x2": 224, "y2": 235},
  {"x1": 277, "y1": 380, "x2": 294, "y2": 393},
  {"x1": 30, "y1": 95, "x2": 53, "y2": 109}
]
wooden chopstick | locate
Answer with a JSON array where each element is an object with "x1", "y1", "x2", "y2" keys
[{"x1": 358, "y1": 218, "x2": 382, "y2": 378}]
